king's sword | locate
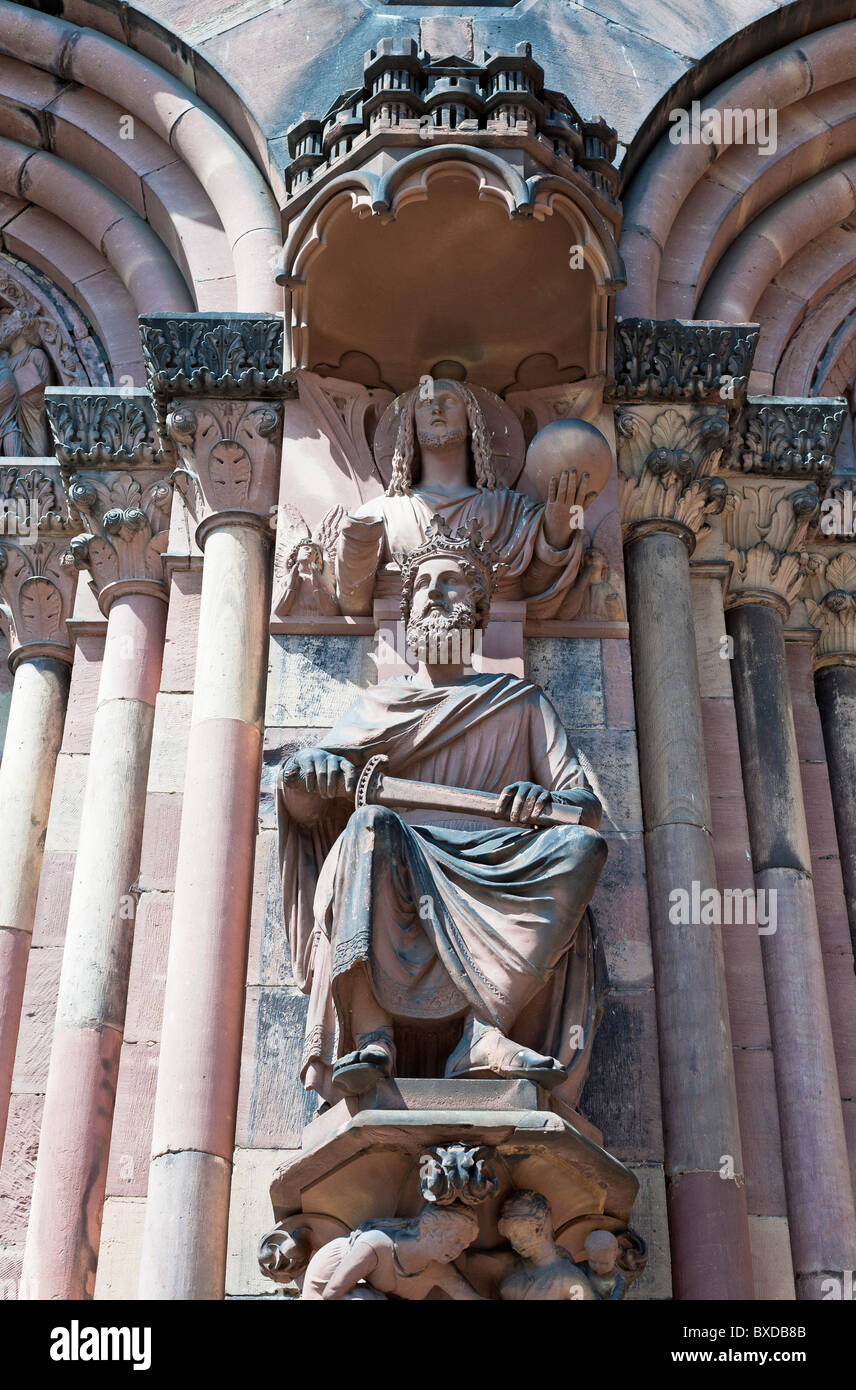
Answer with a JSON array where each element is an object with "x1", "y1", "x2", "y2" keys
[{"x1": 353, "y1": 754, "x2": 582, "y2": 827}]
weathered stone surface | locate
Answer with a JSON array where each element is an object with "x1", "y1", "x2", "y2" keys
[
  {"x1": 623, "y1": 1163, "x2": 671, "y2": 1301},
  {"x1": 10, "y1": 947, "x2": 61, "y2": 1094},
  {"x1": 266, "y1": 635, "x2": 376, "y2": 728},
  {"x1": 571, "y1": 729, "x2": 643, "y2": 833},
  {"x1": 30, "y1": 851, "x2": 75, "y2": 949},
  {"x1": 227, "y1": 1147, "x2": 295, "y2": 1298},
  {"x1": 123, "y1": 893, "x2": 170, "y2": 1045},
  {"x1": 748, "y1": 1216, "x2": 796, "y2": 1301},
  {"x1": 160, "y1": 570, "x2": 201, "y2": 694},
  {"x1": 41, "y1": 752, "x2": 87, "y2": 854},
  {"x1": 93, "y1": 1197, "x2": 146, "y2": 1301},
  {"x1": 59, "y1": 634, "x2": 103, "y2": 753},
  {"x1": 146, "y1": 693, "x2": 192, "y2": 794},
  {"x1": 733, "y1": 1048, "x2": 787, "y2": 1217},
  {"x1": 603, "y1": 638, "x2": 635, "y2": 729},
  {"x1": 105, "y1": 1042, "x2": 159, "y2": 1199},
  {"x1": 592, "y1": 832, "x2": 653, "y2": 989},
  {"x1": 579, "y1": 988, "x2": 663, "y2": 1163},
  {"x1": 137, "y1": 796, "x2": 182, "y2": 892},
  {"x1": 0, "y1": 1093, "x2": 43, "y2": 1244},
  {"x1": 235, "y1": 987, "x2": 315, "y2": 1150},
  {"x1": 246, "y1": 829, "x2": 292, "y2": 989},
  {"x1": 524, "y1": 637, "x2": 605, "y2": 728}
]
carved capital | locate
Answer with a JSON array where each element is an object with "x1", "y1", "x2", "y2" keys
[
  {"x1": 0, "y1": 461, "x2": 77, "y2": 665},
  {"x1": 728, "y1": 397, "x2": 847, "y2": 481},
  {"x1": 46, "y1": 387, "x2": 159, "y2": 483},
  {"x1": 140, "y1": 313, "x2": 294, "y2": 433},
  {"x1": 0, "y1": 538, "x2": 76, "y2": 667},
  {"x1": 65, "y1": 467, "x2": 172, "y2": 613},
  {"x1": 616, "y1": 404, "x2": 729, "y2": 547},
  {"x1": 609, "y1": 320, "x2": 759, "y2": 404},
  {"x1": 722, "y1": 480, "x2": 820, "y2": 616},
  {"x1": 166, "y1": 397, "x2": 283, "y2": 542},
  {"x1": 803, "y1": 549, "x2": 856, "y2": 670}
]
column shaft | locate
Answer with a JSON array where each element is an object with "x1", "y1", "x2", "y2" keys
[
  {"x1": 20, "y1": 594, "x2": 166, "y2": 1299},
  {"x1": 727, "y1": 602, "x2": 856, "y2": 1298},
  {"x1": 627, "y1": 529, "x2": 753, "y2": 1299},
  {"x1": 0, "y1": 656, "x2": 70, "y2": 1158},
  {"x1": 139, "y1": 523, "x2": 270, "y2": 1299},
  {"x1": 814, "y1": 664, "x2": 856, "y2": 957}
]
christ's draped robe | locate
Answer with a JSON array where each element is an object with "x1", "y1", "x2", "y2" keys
[
  {"x1": 277, "y1": 672, "x2": 609, "y2": 1108},
  {"x1": 334, "y1": 486, "x2": 583, "y2": 618}
]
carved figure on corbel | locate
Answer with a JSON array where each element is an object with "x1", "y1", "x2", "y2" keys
[
  {"x1": 616, "y1": 405, "x2": 729, "y2": 544},
  {"x1": 721, "y1": 481, "x2": 820, "y2": 615},
  {"x1": 803, "y1": 550, "x2": 856, "y2": 670}
]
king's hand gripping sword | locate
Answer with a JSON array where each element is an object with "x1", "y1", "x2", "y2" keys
[{"x1": 353, "y1": 754, "x2": 582, "y2": 827}]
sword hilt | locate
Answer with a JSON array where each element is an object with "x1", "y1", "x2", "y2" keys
[{"x1": 354, "y1": 753, "x2": 388, "y2": 809}]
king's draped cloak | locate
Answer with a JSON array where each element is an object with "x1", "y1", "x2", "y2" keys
[{"x1": 277, "y1": 671, "x2": 608, "y2": 1105}]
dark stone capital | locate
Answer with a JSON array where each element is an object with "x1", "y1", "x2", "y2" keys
[
  {"x1": 609, "y1": 319, "x2": 760, "y2": 404},
  {"x1": 728, "y1": 396, "x2": 847, "y2": 481}
]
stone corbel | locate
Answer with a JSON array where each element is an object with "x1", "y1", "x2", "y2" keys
[
  {"x1": 45, "y1": 387, "x2": 171, "y2": 614},
  {"x1": 0, "y1": 461, "x2": 78, "y2": 668},
  {"x1": 721, "y1": 480, "x2": 820, "y2": 618},
  {"x1": 616, "y1": 404, "x2": 729, "y2": 548},
  {"x1": 140, "y1": 314, "x2": 296, "y2": 543},
  {"x1": 803, "y1": 549, "x2": 856, "y2": 671}
]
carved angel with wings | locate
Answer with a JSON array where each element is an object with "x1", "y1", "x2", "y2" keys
[{"x1": 272, "y1": 503, "x2": 344, "y2": 618}]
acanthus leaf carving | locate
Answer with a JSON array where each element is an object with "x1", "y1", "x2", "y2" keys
[
  {"x1": 0, "y1": 533, "x2": 76, "y2": 660},
  {"x1": 730, "y1": 398, "x2": 847, "y2": 480},
  {"x1": 66, "y1": 469, "x2": 173, "y2": 606},
  {"x1": 46, "y1": 390, "x2": 159, "y2": 476},
  {"x1": 166, "y1": 398, "x2": 283, "y2": 532},
  {"x1": 616, "y1": 404, "x2": 729, "y2": 543},
  {"x1": 803, "y1": 548, "x2": 856, "y2": 669},
  {"x1": 140, "y1": 314, "x2": 295, "y2": 438},
  {"x1": 722, "y1": 481, "x2": 820, "y2": 614},
  {"x1": 609, "y1": 320, "x2": 759, "y2": 404}
]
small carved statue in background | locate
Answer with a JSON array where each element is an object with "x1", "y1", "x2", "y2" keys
[
  {"x1": 300, "y1": 1205, "x2": 484, "y2": 1300},
  {"x1": 0, "y1": 306, "x2": 53, "y2": 456}
]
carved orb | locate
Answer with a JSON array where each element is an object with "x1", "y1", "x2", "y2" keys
[{"x1": 523, "y1": 418, "x2": 612, "y2": 503}]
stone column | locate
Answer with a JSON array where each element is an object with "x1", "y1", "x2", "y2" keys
[
  {"x1": 612, "y1": 319, "x2": 759, "y2": 1300},
  {"x1": 21, "y1": 391, "x2": 171, "y2": 1300},
  {"x1": 136, "y1": 315, "x2": 288, "y2": 1299},
  {"x1": 722, "y1": 399, "x2": 856, "y2": 1298},
  {"x1": 0, "y1": 463, "x2": 77, "y2": 1161},
  {"x1": 804, "y1": 538, "x2": 856, "y2": 957}
]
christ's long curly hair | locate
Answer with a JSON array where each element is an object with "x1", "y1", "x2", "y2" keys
[{"x1": 386, "y1": 380, "x2": 497, "y2": 496}]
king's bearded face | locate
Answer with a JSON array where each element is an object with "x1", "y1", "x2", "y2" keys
[
  {"x1": 405, "y1": 556, "x2": 479, "y2": 665},
  {"x1": 413, "y1": 381, "x2": 470, "y2": 453}
]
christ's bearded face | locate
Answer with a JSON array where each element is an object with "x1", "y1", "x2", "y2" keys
[
  {"x1": 405, "y1": 555, "x2": 479, "y2": 665},
  {"x1": 413, "y1": 380, "x2": 469, "y2": 454}
]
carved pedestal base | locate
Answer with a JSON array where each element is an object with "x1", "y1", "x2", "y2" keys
[{"x1": 260, "y1": 1080, "x2": 644, "y2": 1300}]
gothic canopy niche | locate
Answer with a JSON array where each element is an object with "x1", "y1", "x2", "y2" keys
[{"x1": 277, "y1": 41, "x2": 624, "y2": 394}]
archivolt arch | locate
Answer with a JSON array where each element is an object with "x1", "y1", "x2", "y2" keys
[
  {"x1": 0, "y1": 0, "x2": 281, "y2": 382},
  {"x1": 620, "y1": 13, "x2": 856, "y2": 455}
]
